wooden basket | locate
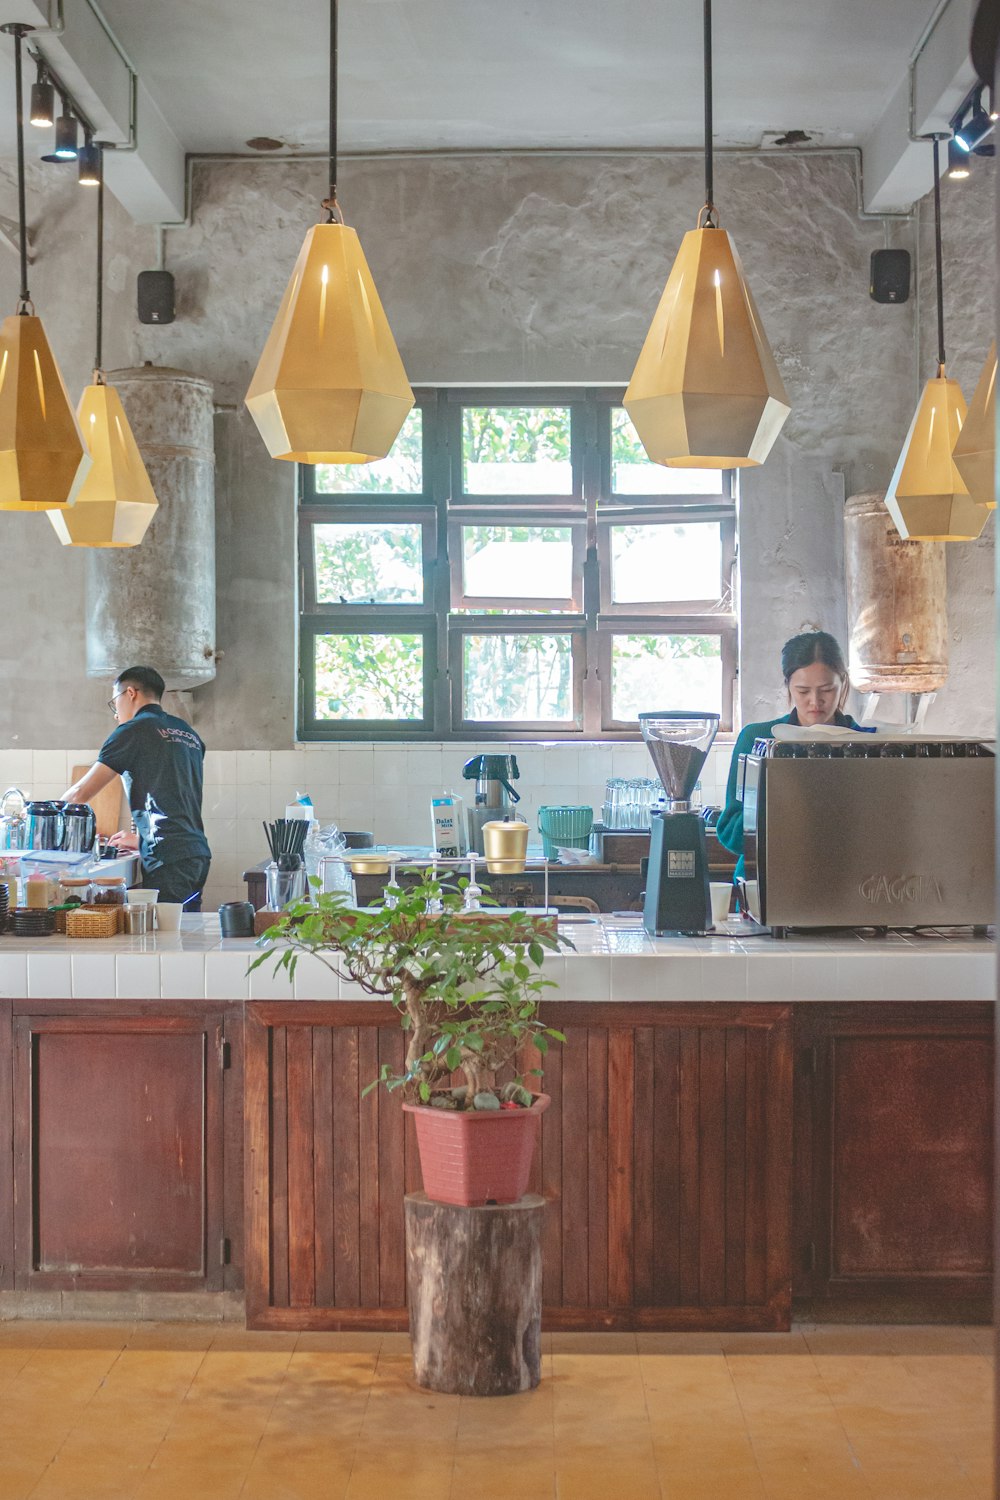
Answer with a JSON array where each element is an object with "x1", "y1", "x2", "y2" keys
[{"x1": 66, "y1": 905, "x2": 120, "y2": 939}]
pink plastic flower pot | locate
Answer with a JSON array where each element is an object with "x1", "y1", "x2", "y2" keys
[{"x1": 403, "y1": 1094, "x2": 550, "y2": 1207}]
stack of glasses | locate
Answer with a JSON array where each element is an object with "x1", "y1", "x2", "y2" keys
[{"x1": 601, "y1": 777, "x2": 661, "y2": 830}]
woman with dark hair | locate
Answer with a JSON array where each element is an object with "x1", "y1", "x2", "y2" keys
[{"x1": 716, "y1": 631, "x2": 862, "y2": 877}]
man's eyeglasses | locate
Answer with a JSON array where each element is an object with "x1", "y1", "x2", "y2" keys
[{"x1": 107, "y1": 689, "x2": 127, "y2": 714}]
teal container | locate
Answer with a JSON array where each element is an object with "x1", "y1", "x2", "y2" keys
[{"x1": 537, "y1": 804, "x2": 593, "y2": 859}]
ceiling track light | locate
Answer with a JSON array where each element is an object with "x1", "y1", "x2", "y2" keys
[
  {"x1": 29, "y1": 58, "x2": 52, "y2": 128},
  {"x1": 623, "y1": 0, "x2": 790, "y2": 468},
  {"x1": 884, "y1": 137, "x2": 989, "y2": 542},
  {"x1": 245, "y1": 0, "x2": 414, "y2": 463},
  {"x1": 78, "y1": 136, "x2": 100, "y2": 186},
  {"x1": 946, "y1": 138, "x2": 971, "y2": 179},
  {"x1": 40, "y1": 103, "x2": 78, "y2": 163},
  {"x1": 0, "y1": 22, "x2": 89, "y2": 513}
]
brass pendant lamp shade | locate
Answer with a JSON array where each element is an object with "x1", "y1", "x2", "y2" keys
[
  {"x1": 245, "y1": 0, "x2": 412, "y2": 464},
  {"x1": 246, "y1": 221, "x2": 413, "y2": 462},
  {"x1": 883, "y1": 373, "x2": 989, "y2": 541},
  {"x1": 0, "y1": 24, "x2": 88, "y2": 512},
  {"x1": 624, "y1": 222, "x2": 790, "y2": 467},
  {"x1": 624, "y1": 0, "x2": 789, "y2": 469},
  {"x1": 885, "y1": 138, "x2": 990, "y2": 542},
  {"x1": 952, "y1": 340, "x2": 996, "y2": 509},
  {"x1": 46, "y1": 148, "x2": 158, "y2": 547},
  {"x1": 49, "y1": 381, "x2": 157, "y2": 546}
]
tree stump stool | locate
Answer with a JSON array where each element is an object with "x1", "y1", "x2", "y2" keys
[{"x1": 405, "y1": 1191, "x2": 545, "y2": 1396}]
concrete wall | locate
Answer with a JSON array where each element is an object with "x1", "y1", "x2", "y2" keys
[{"x1": 0, "y1": 148, "x2": 994, "y2": 756}]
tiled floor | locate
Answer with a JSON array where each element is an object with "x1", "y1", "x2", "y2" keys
[{"x1": 0, "y1": 1321, "x2": 990, "y2": 1499}]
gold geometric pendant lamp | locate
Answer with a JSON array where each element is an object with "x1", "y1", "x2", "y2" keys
[
  {"x1": 0, "y1": 23, "x2": 88, "y2": 512},
  {"x1": 245, "y1": 0, "x2": 413, "y2": 464},
  {"x1": 46, "y1": 148, "x2": 157, "y2": 547},
  {"x1": 952, "y1": 340, "x2": 996, "y2": 509},
  {"x1": 885, "y1": 138, "x2": 991, "y2": 542},
  {"x1": 624, "y1": 0, "x2": 789, "y2": 468}
]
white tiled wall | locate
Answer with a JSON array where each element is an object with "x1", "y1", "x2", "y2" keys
[{"x1": 0, "y1": 742, "x2": 733, "y2": 914}]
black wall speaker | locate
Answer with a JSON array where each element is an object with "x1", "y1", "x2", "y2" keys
[
  {"x1": 137, "y1": 269, "x2": 176, "y2": 325},
  {"x1": 869, "y1": 248, "x2": 911, "y2": 304}
]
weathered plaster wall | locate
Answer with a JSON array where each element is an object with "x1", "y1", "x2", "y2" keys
[{"x1": 0, "y1": 148, "x2": 993, "y2": 750}]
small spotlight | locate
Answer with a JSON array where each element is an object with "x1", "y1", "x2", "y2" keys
[
  {"x1": 40, "y1": 108, "x2": 78, "y2": 163},
  {"x1": 990, "y1": 85, "x2": 999, "y2": 122},
  {"x1": 78, "y1": 138, "x2": 100, "y2": 186},
  {"x1": 946, "y1": 138, "x2": 971, "y2": 179},
  {"x1": 29, "y1": 62, "x2": 53, "y2": 129}
]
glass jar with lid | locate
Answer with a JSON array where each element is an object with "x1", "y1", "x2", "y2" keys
[{"x1": 57, "y1": 875, "x2": 93, "y2": 908}]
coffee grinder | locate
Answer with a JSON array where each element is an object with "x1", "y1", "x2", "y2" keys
[{"x1": 640, "y1": 711, "x2": 719, "y2": 935}]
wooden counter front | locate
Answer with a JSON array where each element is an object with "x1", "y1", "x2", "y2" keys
[{"x1": 243, "y1": 1000, "x2": 793, "y2": 1332}]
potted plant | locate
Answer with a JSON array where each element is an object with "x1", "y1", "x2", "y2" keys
[{"x1": 249, "y1": 867, "x2": 567, "y2": 1206}]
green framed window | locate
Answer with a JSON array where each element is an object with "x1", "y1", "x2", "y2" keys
[{"x1": 298, "y1": 392, "x2": 736, "y2": 739}]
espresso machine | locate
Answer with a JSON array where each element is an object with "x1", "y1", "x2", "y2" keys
[
  {"x1": 462, "y1": 754, "x2": 521, "y2": 855},
  {"x1": 640, "y1": 711, "x2": 719, "y2": 935}
]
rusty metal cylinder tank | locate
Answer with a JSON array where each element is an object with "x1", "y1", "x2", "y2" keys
[
  {"x1": 844, "y1": 491, "x2": 948, "y2": 694},
  {"x1": 86, "y1": 365, "x2": 216, "y2": 690}
]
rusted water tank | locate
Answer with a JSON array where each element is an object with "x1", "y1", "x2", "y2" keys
[
  {"x1": 86, "y1": 365, "x2": 216, "y2": 690},
  {"x1": 844, "y1": 491, "x2": 948, "y2": 694}
]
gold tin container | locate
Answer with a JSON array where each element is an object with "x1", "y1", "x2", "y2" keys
[{"x1": 482, "y1": 819, "x2": 529, "y2": 874}]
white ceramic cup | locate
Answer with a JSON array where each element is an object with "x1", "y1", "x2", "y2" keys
[
  {"x1": 710, "y1": 882, "x2": 733, "y2": 926},
  {"x1": 127, "y1": 888, "x2": 159, "y2": 904},
  {"x1": 154, "y1": 902, "x2": 183, "y2": 932}
]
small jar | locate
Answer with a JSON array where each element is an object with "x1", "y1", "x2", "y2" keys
[
  {"x1": 92, "y1": 877, "x2": 127, "y2": 906},
  {"x1": 57, "y1": 876, "x2": 93, "y2": 908}
]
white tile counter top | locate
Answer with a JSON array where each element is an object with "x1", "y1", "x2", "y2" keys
[{"x1": 0, "y1": 915, "x2": 992, "y2": 1003}]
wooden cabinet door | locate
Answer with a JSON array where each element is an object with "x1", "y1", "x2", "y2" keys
[
  {"x1": 798, "y1": 1004, "x2": 993, "y2": 1308},
  {"x1": 14, "y1": 1014, "x2": 226, "y2": 1291}
]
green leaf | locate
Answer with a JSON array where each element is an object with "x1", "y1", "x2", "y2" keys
[{"x1": 445, "y1": 1046, "x2": 461, "y2": 1071}]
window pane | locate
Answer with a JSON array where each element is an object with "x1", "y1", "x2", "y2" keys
[
  {"x1": 313, "y1": 409, "x2": 423, "y2": 495},
  {"x1": 611, "y1": 409, "x2": 723, "y2": 495},
  {"x1": 462, "y1": 634, "x2": 574, "y2": 721},
  {"x1": 611, "y1": 634, "x2": 723, "y2": 721},
  {"x1": 462, "y1": 525, "x2": 573, "y2": 599},
  {"x1": 611, "y1": 522, "x2": 722, "y2": 603},
  {"x1": 313, "y1": 522, "x2": 423, "y2": 605},
  {"x1": 462, "y1": 406, "x2": 573, "y2": 494},
  {"x1": 314, "y1": 634, "x2": 423, "y2": 720}
]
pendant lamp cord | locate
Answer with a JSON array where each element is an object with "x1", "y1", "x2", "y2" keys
[
  {"x1": 94, "y1": 147, "x2": 104, "y2": 380},
  {"x1": 10, "y1": 25, "x2": 31, "y2": 312},
  {"x1": 932, "y1": 135, "x2": 946, "y2": 374},
  {"x1": 697, "y1": 0, "x2": 718, "y2": 228},
  {"x1": 322, "y1": 0, "x2": 343, "y2": 224}
]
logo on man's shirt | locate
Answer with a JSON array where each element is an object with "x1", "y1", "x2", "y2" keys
[{"x1": 156, "y1": 726, "x2": 202, "y2": 751}]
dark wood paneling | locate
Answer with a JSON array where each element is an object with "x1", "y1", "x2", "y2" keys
[
  {"x1": 14, "y1": 1014, "x2": 225, "y2": 1292},
  {"x1": 245, "y1": 1000, "x2": 793, "y2": 1332},
  {"x1": 0, "y1": 1000, "x2": 12, "y2": 1290},
  {"x1": 797, "y1": 1004, "x2": 993, "y2": 1308}
]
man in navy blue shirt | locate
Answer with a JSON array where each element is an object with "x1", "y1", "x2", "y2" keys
[{"x1": 63, "y1": 666, "x2": 212, "y2": 909}]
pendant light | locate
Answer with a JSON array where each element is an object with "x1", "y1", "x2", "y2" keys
[
  {"x1": 245, "y1": 0, "x2": 413, "y2": 463},
  {"x1": 47, "y1": 146, "x2": 157, "y2": 548},
  {"x1": 884, "y1": 138, "x2": 989, "y2": 542},
  {"x1": 952, "y1": 340, "x2": 996, "y2": 509},
  {"x1": 623, "y1": 0, "x2": 790, "y2": 468},
  {"x1": 0, "y1": 23, "x2": 88, "y2": 512}
]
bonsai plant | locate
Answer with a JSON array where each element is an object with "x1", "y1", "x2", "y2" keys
[{"x1": 249, "y1": 867, "x2": 567, "y2": 1204}]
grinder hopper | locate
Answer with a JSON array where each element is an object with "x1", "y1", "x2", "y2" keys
[{"x1": 640, "y1": 712, "x2": 719, "y2": 809}]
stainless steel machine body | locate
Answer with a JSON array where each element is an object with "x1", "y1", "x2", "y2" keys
[{"x1": 742, "y1": 740, "x2": 995, "y2": 931}]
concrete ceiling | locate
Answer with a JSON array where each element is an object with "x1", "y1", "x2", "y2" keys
[
  {"x1": 0, "y1": 0, "x2": 981, "y2": 219},
  {"x1": 94, "y1": 0, "x2": 942, "y2": 154}
]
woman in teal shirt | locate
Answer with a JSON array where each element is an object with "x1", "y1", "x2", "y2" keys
[{"x1": 716, "y1": 631, "x2": 862, "y2": 878}]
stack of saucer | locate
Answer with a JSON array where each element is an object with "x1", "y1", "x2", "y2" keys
[{"x1": 12, "y1": 907, "x2": 55, "y2": 937}]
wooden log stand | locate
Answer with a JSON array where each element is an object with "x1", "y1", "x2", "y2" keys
[{"x1": 405, "y1": 1191, "x2": 545, "y2": 1396}]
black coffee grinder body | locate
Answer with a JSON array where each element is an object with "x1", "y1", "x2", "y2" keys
[
  {"x1": 644, "y1": 809, "x2": 712, "y2": 935},
  {"x1": 639, "y1": 710, "x2": 720, "y2": 936}
]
